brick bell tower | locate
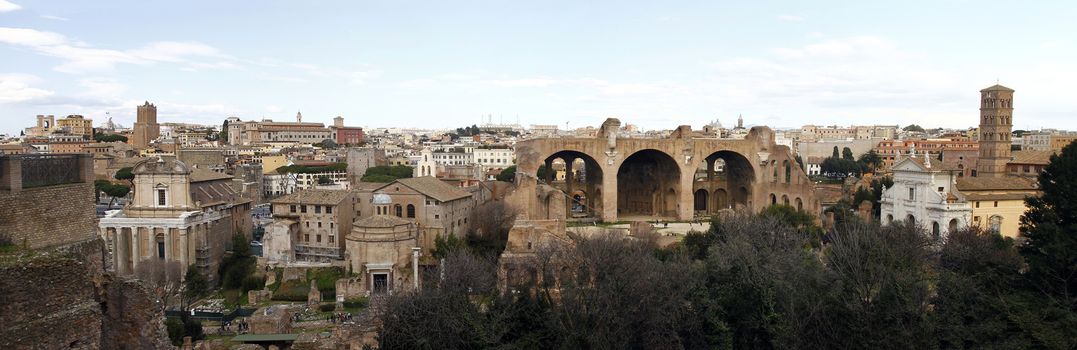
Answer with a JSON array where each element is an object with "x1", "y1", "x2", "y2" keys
[{"x1": 975, "y1": 84, "x2": 1014, "y2": 178}]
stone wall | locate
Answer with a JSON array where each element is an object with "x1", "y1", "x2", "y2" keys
[
  {"x1": 0, "y1": 238, "x2": 172, "y2": 349},
  {"x1": 0, "y1": 182, "x2": 96, "y2": 249}
]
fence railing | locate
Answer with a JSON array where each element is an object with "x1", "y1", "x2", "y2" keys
[{"x1": 19, "y1": 154, "x2": 82, "y2": 188}]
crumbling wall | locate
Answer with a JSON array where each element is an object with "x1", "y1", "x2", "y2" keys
[{"x1": 0, "y1": 238, "x2": 173, "y2": 349}]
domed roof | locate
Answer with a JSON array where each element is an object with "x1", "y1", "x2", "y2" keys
[{"x1": 372, "y1": 192, "x2": 391, "y2": 205}]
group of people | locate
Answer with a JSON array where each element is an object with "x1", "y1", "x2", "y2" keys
[
  {"x1": 218, "y1": 319, "x2": 250, "y2": 334},
  {"x1": 328, "y1": 312, "x2": 353, "y2": 324}
]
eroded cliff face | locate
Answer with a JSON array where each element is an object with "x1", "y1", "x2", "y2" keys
[{"x1": 0, "y1": 238, "x2": 173, "y2": 349}]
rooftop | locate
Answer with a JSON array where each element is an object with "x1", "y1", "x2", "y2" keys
[
  {"x1": 956, "y1": 177, "x2": 1038, "y2": 191},
  {"x1": 1010, "y1": 150, "x2": 1053, "y2": 165},
  {"x1": 190, "y1": 168, "x2": 232, "y2": 183},
  {"x1": 271, "y1": 189, "x2": 352, "y2": 205},
  {"x1": 980, "y1": 84, "x2": 1015, "y2": 92},
  {"x1": 353, "y1": 214, "x2": 413, "y2": 228},
  {"x1": 384, "y1": 176, "x2": 471, "y2": 202}
]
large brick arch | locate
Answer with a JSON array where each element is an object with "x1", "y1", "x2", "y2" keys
[{"x1": 510, "y1": 120, "x2": 819, "y2": 222}]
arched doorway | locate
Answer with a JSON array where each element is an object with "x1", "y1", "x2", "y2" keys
[
  {"x1": 617, "y1": 149, "x2": 681, "y2": 218},
  {"x1": 713, "y1": 189, "x2": 728, "y2": 210},
  {"x1": 540, "y1": 150, "x2": 604, "y2": 219},
  {"x1": 695, "y1": 150, "x2": 755, "y2": 212},
  {"x1": 948, "y1": 218, "x2": 959, "y2": 233},
  {"x1": 694, "y1": 189, "x2": 708, "y2": 212}
]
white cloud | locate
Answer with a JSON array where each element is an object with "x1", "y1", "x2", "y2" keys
[
  {"x1": 78, "y1": 77, "x2": 127, "y2": 99},
  {"x1": 0, "y1": 73, "x2": 53, "y2": 103},
  {"x1": 776, "y1": 14, "x2": 804, "y2": 22},
  {"x1": 0, "y1": 0, "x2": 21, "y2": 12},
  {"x1": 0, "y1": 27, "x2": 234, "y2": 73},
  {"x1": 487, "y1": 77, "x2": 560, "y2": 87},
  {"x1": 40, "y1": 15, "x2": 69, "y2": 21},
  {"x1": 770, "y1": 36, "x2": 907, "y2": 60}
]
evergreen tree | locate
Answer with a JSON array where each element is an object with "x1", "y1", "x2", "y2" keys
[
  {"x1": 1019, "y1": 140, "x2": 1077, "y2": 309},
  {"x1": 832, "y1": 146, "x2": 840, "y2": 159},
  {"x1": 842, "y1": 147, "x2": 854, "y2": 160}
]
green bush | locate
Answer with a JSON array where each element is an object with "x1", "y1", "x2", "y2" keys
[
  {"x1": 165, "y1": 317, "x2": 204, "y2": 346},
  {"x1": 271, "y1": 280, "x2": 309, "y2": 301},
  {"x1": 241, "y1": 275, "x2": 265, "y2": 293},
  {"x1": 343, "y1": 297, "x2": 369, "y2": 309},
  {"x1": 319, "y1": 303, "x2": 336, "y2": 312},
  {"x1": 309, "y1": 267, "x2": 344, "y2": 300}
]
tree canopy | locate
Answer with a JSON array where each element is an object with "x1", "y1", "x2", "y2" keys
[
  {"x1": 361, "y1": 165, "x2": 414, "y2": 183},
  {"x1": 903, "y1": 124, "x2": 926, "y2": 132},
  {"x1": 496, "y1": 166, "x2": 516, "y2": 182}
]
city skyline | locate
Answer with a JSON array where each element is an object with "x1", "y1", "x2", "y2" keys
[{"x1": 2, "y1": 0, "x2": 1077, "y2": 135}]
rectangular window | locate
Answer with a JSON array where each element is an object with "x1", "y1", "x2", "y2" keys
[
  {"x1": 304, "y1": 234, "x2": 310, "y2": 242},
  {"x1": 318, "y1": 222, "x2": 322, "y2": 228},
  {"x1": 301, "y1": 205, "x2": 308, "y2": 213},
  {"x1": 315, "y1": 206, "x2": 322, "y2": 214},
  {"x1": 976, "y1": 202, "x2": 980, "y2": 208},
  {"x1": 328, "y1": 235, "x2": 334, "y2": 243},
  {"x1": 994, "y1": 201, "x2": 998, "y2": 207},
  {"x1": 317, "y1": 235, "x2": 322, "y2": 243},
  {"x1": 974, "y1": 216, "x2": 981, "y2": 222},
  {"x1": 290, "y1": 205, "x2": 296, "y2": 213},
  {"x1": 435, "y1": 214, "x2": 440, "y2": 219},
  {"x1": 908, "y1": 188, "x2": 915, "y2": 200},
  {"x1": 937, "y1": 187, "x2": 944, "y2": 192},
  {"x1": 157, "y1": 189, "x2": 167, "y2": 206},
  {"x1": 326, "y1": 206, "x2": 332, "y2": 214}
]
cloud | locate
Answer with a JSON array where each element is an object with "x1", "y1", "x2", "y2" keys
[
  {"x1": 0, "y1": 74, "x2": 53, "y2": 104},
  {"x1": 0, "y1": 0, "x2": 20, "y2": 12},
  {"x1": 776, "y1": 14, "x2": 804, "y2": 22},
  {"x1": 0, "y1": 27, "x2": 234, "y2": 73},
  {"x1": 770, "y1": 36, "x2": 907, "y2": 60},
  {"x1": 487, "y1": 77, "x2": 559, "y2": 87},
  {"x1": 78, "y1": 77, "x2": 127, "y2": 99},
  {"x1": 40, "y1": 15, "x2": 69, "y2": 21}
]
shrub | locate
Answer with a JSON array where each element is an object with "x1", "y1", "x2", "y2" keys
[
  {"x1": 241, "y1": 275, "x2": 265, "y2": 293},
  {"x1": 343, "y1": 297, "x2": 369, "y2": 309},
  {"x1": 271, "y1": 280, "x2": 309, "y2": 301},
  {"x1": 319, "y1": 303, "x2": 336, "y2": 312}
]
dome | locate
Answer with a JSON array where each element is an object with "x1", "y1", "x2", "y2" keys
[{"x1": 372, "y1": 192, "x2": 391, "y2": 205}]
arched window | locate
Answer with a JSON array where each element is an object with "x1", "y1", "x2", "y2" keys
[
  {"x1": 931, "y1": 222, "x2": 940, "y2": 238},
  {"x1": 770, "y1": 193, "x2": 777, "y2": 205},
  {"x1": 886, "y1": 214, "x2": 894, "y2": 224},
  {"x1": 406, "y1": 204, "x2": 415, "y2": 218},
  {"x1": 394, "y1": 204, "x2": 402, "y2": 217},
  {"x1": 772, "y1": 161, "x2": 778, "y2": 182},
  {"x1": 989, "y1": 215, "x2": 1002, "y2": 234},
  {"x1": 906, "y1": 214, "x2": 915, "y2": 225},
  {"x1": 784, "y1": 160, "x2": 791, "y2": 183}
]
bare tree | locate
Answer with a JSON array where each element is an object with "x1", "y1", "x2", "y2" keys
[{"x1": 133, "y1": 259, "x2": 185, "y2": 310}]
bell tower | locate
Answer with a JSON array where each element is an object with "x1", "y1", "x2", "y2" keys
[{"x1": 974, "y1": 84, "x2": 1014, "y2": 178}]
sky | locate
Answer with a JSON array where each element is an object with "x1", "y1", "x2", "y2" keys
[{"x1": 1, "y1": 0, "x2": 1075, "y2": 136}]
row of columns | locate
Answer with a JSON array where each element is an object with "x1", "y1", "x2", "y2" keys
[{"x1": 103, "y1": 224, "x2": 204, "y2": 275}]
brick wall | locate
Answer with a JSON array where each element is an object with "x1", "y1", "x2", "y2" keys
[
  {"x1": 0, "y1": 182, "x2": 96, "y2": 249},
  {"x1": 0, "y1": 238, "x2": 172, "y2": 349}
]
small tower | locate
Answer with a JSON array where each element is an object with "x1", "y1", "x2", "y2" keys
[
  {"x1": 296, "y1": 111, "x2": 303, "y2": 123},
  {"x1": 975, "y1": 84, "x2": 1015, "y2": 178},
  {"x1": 333, "y1": 116, "x2": 344, "y2": 128},
  {"x1": 737, "y1": 114, "x2": 744, "y2": 129}
]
